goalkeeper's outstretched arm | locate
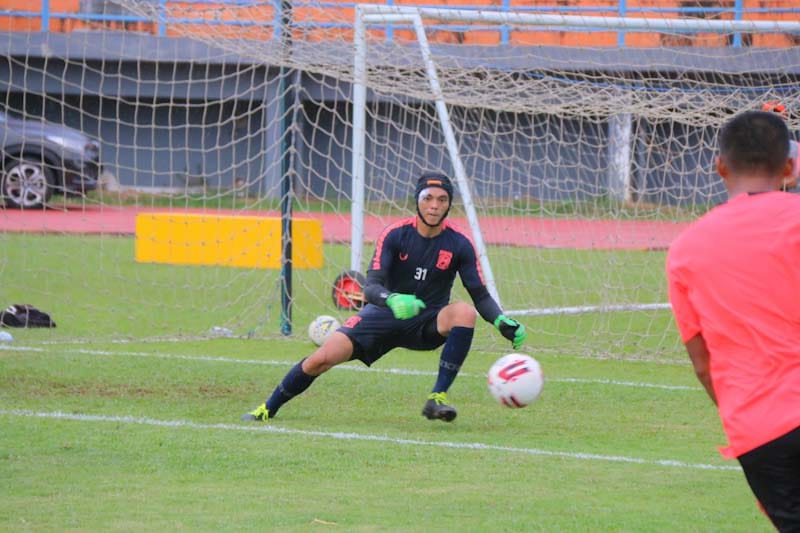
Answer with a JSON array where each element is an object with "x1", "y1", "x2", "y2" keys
[
  {"x1": 467, "y1": 285, "x2": 527, "y2": 349},
  {"x1": 466, "y1": 285, "x2": 502, "y2": 323},
  {"x1": 364, "y1": 269, "x2": 391, "y2": 306}
]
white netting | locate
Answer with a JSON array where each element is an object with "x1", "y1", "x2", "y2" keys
[{"x1": 3, "y1": 2, "x2": 799, "y2": 360}]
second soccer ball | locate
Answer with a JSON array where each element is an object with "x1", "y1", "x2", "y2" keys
[
  {"x1": 487, "y1": 353, "x2": 544, "y2": 408},
  {"x1": 307, "y1": 315, "x2": 341, "y2": 346}
]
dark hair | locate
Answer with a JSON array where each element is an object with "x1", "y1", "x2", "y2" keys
[
  {"x1": 415, "y1": 172, "x2": 454, "y2": 201},
  {"x1": 719, "y1": 110, "x2": 790, "y2": 176}
]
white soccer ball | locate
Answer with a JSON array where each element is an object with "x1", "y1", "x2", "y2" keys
[
  {"x1": 307, "y1": 315, "x2": 341, "y2": 346},
  {"x1": 487, "y1": 353, "x2": 544, "y2": 408}
]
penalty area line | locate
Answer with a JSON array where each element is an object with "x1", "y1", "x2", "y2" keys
[{"x1": 1, "y1": 409, "x2": 738, "y2": 472}]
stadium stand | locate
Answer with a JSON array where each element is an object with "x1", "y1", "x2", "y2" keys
[{"x1": 0, "y1": 0, "x2": 797, "y2": 47}]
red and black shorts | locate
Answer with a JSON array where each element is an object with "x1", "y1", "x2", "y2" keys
[{"x1": 338, "y1": 303, "x2": 447, "y2": 366}]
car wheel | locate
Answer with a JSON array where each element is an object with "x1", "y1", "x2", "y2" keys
[{"x1": 1, "y1": 157, "x2": 55, "y2": 209}]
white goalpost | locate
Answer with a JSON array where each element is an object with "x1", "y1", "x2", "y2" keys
[
  {"x1": 4, "y1": 2, "x2": 800, "y2": 359},
  {"x1": 351, "y1": 6, "x2": 501, "y2": 303}
]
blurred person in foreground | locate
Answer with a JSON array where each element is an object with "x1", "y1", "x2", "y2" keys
[
  {"x1": 666, "y1": 110, "x2": 800, "y2": 531},
  {"x1": 243, "y1": 172, "x2": 526, "y2": 423}
]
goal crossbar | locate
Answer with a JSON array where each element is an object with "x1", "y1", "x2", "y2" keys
[{"x1": 358, "y1": 6, "x2": 800, "y2": 34}]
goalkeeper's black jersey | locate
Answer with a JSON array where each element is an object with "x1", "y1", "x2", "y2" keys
[{"x1": 366, "y1": 216, "x2": 487, "y2": 309}]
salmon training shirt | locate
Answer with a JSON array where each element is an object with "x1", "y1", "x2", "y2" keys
[{"x1": 666, "y1": 191, "x2": 800, "y2": 458}]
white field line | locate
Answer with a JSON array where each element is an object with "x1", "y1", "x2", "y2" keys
[
  {"x1": 0, "y1": 344, "x2": 699, "y2": 391},
  {"x1": 34, "y1": 336, "x2": 691, "y2": 366},
  {"x1": 0, "y1": 409, "x2": 738, "y2": 472}
]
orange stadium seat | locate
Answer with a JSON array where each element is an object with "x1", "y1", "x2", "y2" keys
[
  {"x1": 295, "y1": 2, "x2": 353, "y2": 43},
  {"x1": 0, "y1": 0, "x2": 49, "y2": 31},
  {"x1": 1, "y1": 0, "x2": 797, "y2": 47}
]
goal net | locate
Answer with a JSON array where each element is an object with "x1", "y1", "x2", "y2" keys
[{"x1": 3, "y1": 2, "x2": 799, "y2": 360}]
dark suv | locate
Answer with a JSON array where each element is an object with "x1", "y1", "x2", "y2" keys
[{"x1": 0, "y1": 110, "x2": 101, "y2": 209}]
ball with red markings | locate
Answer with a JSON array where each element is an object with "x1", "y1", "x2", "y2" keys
[{"x1": 487, "y1": 353, "x2": 544, "y2": 408}]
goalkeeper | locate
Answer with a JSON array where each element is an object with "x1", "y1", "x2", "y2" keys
[{"x1": 243, "y1": 172, "x2": 526, "y2": 423}]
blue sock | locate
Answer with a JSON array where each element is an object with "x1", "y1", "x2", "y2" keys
[
  {"x1": 432, "y1": 326, "x2": 474, "y2": 393},
  {"x1": 265, "y1": 359, "x2": 317, "y2": 415}
]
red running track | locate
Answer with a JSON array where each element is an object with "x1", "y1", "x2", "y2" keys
[{"x1": 0, "y1": 205, "x2": 688, "y2": 250}]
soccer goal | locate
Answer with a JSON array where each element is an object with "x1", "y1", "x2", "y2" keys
[
  {"x1": 4, "y1": 2, "x2": 800, "y2": 359},
  {"x1": 342, "y1": 6, "x2": 800, "y2": 359}
]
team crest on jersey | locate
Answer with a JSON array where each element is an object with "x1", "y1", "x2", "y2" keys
[
  {"x1": 436, "y1": 250, "x2": 453, "y2": 270},
  {"x1": 343, "y1": 316, "x2": 362, "y2": 328}
]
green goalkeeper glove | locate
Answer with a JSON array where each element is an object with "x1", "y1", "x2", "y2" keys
[
  {"x1": 494, "y1": 314, "x2": 527, "y2": 350},
  {"x1": 386, "y1": 293, "x2": 426, "y2": 320}
]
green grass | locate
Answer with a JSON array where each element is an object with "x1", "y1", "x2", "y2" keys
[
  {"x1": 0, "y1": 339, "x2": 768, "y2": 531},
  {"x1": 0, "y1": 233, "x2": 680, "y2": 359},
  {"x1": 0, "y1": 232, "x2": 768, "y2": 531}
]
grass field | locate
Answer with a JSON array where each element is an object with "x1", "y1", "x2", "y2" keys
[
  {"x1": 0, "y1": 233, "x2": 771, "y2": 531},
  {"x1": 66, "y1": 189, "x2": 709, "y2": 221}
]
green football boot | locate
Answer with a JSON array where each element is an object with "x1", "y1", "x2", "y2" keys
[{"x1": 241, "y1": 403, "x2": 270, "y2": 421}]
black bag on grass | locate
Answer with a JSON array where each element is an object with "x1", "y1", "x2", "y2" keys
[{"x1": 0, "y1": 304, "x2": 56, "y2": 328}]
